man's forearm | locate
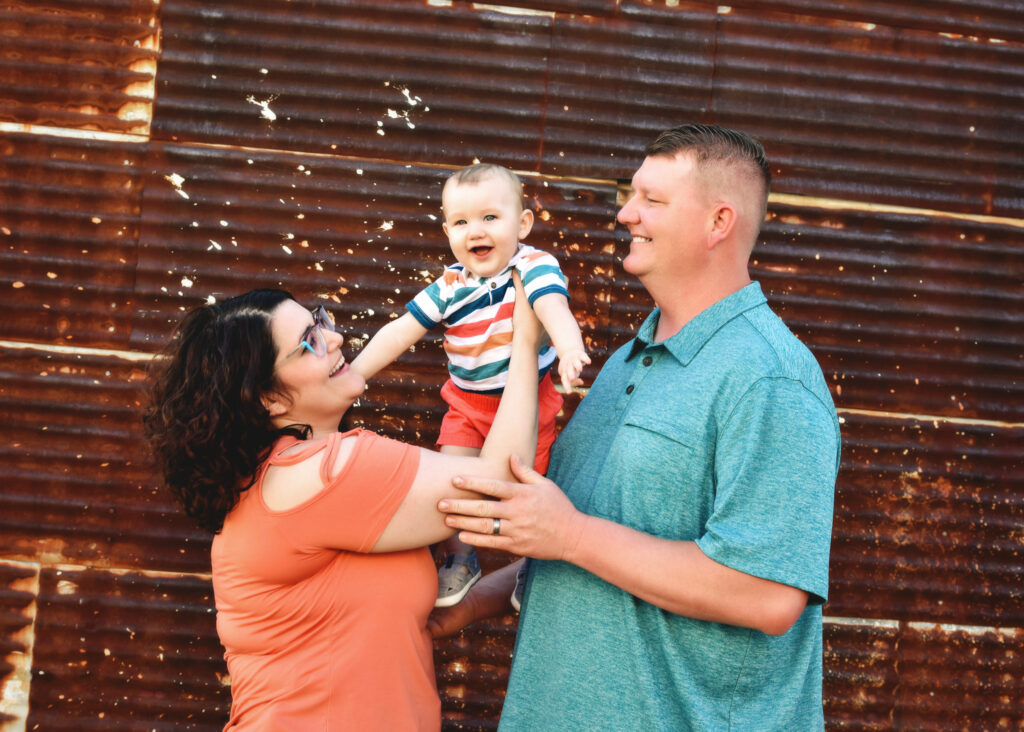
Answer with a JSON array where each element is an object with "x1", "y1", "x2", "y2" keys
[{"x1": 565, "y1": 515, "x2": 808, "y2": 635}]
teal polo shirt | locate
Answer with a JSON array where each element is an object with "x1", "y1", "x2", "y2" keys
[{"x1": 499, "y1": 282, "x2": 840, "y2": 732}]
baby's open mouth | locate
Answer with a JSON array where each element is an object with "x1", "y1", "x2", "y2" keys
[{"x1": 470, "y1": 245, "x2": 493, "y2": 256}]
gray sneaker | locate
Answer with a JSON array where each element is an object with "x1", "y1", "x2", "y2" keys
[
  {"x1": 435, "y1": 552, "x2": 482, "y2": 608},
  {"x1": 510, "y1": 563, "x2": 527, "y2": 612}
]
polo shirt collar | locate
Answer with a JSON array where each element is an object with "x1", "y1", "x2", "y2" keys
[{"x1": 626, "y1": 282, "x2": 767, "y2": 365}]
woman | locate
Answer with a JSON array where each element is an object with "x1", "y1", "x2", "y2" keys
[{"x1": 144, "y1": 282, "x2": 541, "y2": 731}]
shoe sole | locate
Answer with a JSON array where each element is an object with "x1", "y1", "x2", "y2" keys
[{"x1": 434, "y1": 569, "x2": 482, "y2": 608}]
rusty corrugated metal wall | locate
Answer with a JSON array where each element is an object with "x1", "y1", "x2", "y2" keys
[{"x1": 1, "y1": 0, "x2": 1021, "y2": 729}]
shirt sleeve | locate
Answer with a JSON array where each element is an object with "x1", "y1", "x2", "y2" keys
[
  {"x1": 284, "y1": 431, "x2": 421, "y2": 553},
  {"x1": 405, "y1": 273, "x2": 451, "y2": 329},
  {"x1": 513, "y1": 246, "x2": 570, "y2": 306},
  {"x1": 696, "y1": 377, "x2": 839, "y2": 603}
]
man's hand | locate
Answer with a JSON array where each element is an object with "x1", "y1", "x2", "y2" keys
[
  {"x1": 427, "y1": 560, "x2": 524, "y2": 637},
  {"x1": 438, "y1": 454, "x2": 586, "y2": 561},
  {"x1": 427, "y1": 598, "x2": 479, "y2": 639}
]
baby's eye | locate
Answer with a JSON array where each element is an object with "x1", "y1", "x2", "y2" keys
[
  {"x1": 484, "y1": 214, "x2": 497, "y2": 221},
  {"x1": 452, "y1": 218, "x2": 467, "y2": 226}
]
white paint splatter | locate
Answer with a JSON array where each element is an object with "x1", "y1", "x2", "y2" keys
[
  {"x1": 402, "y1": 87, "x2": 421, "y2": 107},
  {"x1": 378, "y1": 220, "x2": 394, "y2": 232},
  {"x1": 165, "y1": 173, "x2": 189, "y2": 199},
  {"x1": 246, "y1": 95, "x2": 277, "y2": 121},
  {"x1": 181, "y1": 276, "x2": 194, "y2": 288}
]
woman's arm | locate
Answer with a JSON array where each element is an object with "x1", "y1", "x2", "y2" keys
[
  {"x1": 350, "y1": 311, "x2": 428, "y2": 380},
  {"x1": 371, "y1": 273, "x2": 542, "y2": 553}
]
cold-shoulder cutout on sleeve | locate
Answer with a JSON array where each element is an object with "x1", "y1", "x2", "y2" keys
[{"x1": 259, "y1": 429, "x2": 421, "y2": 553}]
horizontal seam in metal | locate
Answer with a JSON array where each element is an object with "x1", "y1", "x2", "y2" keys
[
  {"x1": 772, "y1": 192, "x2": 1024, "y2": 229},
  {"x1": 838, "y1": 406, "x2": 1023, "y2": 429}
]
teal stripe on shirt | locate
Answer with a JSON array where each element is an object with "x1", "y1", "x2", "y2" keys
[{"x1": 449, "y1": 357, "x2": 511, "y2": 383}]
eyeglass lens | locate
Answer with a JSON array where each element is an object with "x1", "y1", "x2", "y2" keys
[{"x1": 306, "y1": 306, "x2": 335, "y2": 357}]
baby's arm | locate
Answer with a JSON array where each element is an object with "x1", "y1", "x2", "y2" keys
[
  {"x1": 532, "y1": 292, "x2": 590, "y2": 393},
  {"x1": 350, "y1": 311, "x2": 429, "y2": 380}
]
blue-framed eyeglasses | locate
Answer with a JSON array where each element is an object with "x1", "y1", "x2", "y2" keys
[{"x1": 280, "y1": 305, "x2": 336, "y2": 363}]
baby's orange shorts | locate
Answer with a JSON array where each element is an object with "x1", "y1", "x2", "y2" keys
[{"x1": 437, "y1": 372, "x2": 564, "y2": 474}]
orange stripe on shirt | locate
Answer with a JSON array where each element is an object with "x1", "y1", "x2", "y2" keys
[
  {"x1": 446, "y1": 301, "x2": 514, "y2": 338},
  {"x1": 516, "y1": 250, "x2": 547, "y2": 263},
  {"x1": 444, "y1": 330, "x2": 514, "y2": 357},
  {"x1": 442, "y1": 269, "x2": 467, "y2": 287}
]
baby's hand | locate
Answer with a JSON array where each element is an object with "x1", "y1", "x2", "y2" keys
[{"x1": 557, "y1": 348, "x2": 591, "y2": 393}]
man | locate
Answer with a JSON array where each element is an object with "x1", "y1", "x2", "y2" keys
[{"x1": 435, "y1": 124, "x2": 841, "y2": 730}]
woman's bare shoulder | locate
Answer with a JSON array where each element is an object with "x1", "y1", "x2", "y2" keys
[{"x1": 262, "y1": 432, "x2": 361, "y2": 511}]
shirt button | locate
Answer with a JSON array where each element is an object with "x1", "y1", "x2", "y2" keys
[
  {"x1": 642, "y1": 356, "x2": 653, "y2": 366},
  {"x1": 625, "y1": 384, "x2": 634, "y2": 394},
  {"x1": 490, "y1": 282, "x2": 497, "y2": 289}
]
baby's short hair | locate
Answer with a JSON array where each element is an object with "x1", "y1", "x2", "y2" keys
[{"x1": 444, "y1": 163, "x2": 524, "y2": 211}]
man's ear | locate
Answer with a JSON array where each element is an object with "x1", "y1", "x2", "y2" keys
[
  {"x1": 518, "y1": 208, "x2": 535, "y2": 240},
  {"x1": 261, "y1": 391, "x2": 289, "y2": 417},
  {"x1": 707, "y1": 203, "x2": 737, "y2": 250}
]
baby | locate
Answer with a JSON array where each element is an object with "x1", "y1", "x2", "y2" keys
[{"x1": 352, "y1": 163, "x2": 589, "y2": 607}]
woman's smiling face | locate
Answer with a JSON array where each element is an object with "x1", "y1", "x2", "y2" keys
[{"x1": 265, "y1": 299, "x2": 365, "y2": 435}]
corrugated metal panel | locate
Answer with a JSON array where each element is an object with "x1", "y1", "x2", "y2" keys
[
  {"x1": 152, "y1": 0, "x2": 555, "y2": 168},
  {"x1": 713, "y1": 6, "x2": 1024, "y2": 218},
  {"x1": 757, "y1": 202, "x2": 1023, "y2": 422},
  {"x1": 0, "y1": 0, "x2": 160, "y2": 136},
  {"x1": 725, "y1": 0, "x2": 1024, "y2": 44},
  {"x1": 0, "y1": 345, "x2": 208, "y2": 573},
  {"x1": 830, "y1": 412, "x2": 1022, "y2": 625},
  {"x1": 824, "y1": 619, "x2": 1024, "y2": 730},
  {"x1": 540, "y1": 4, "x2": 717, "y2": 175},
  {"x1": 0, "y1": 132, "x2": 143, "y2": 349},
  {"x1": 0, "y1": 0, "x2": 1021, "y2": 729},
  {"x1": 0, "y1": 560, "x2": 37, "y2": 729},
  {"x1": 27, "y1": 567, "x2": 227, "y2": 730}
]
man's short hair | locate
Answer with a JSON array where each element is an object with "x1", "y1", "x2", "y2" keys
[
  {"x1": 444, "y1": 163, "x2": 524, "y2": 211},
  {"x1": 645, "y1": 124, "x2": 771, "y2": 191}
]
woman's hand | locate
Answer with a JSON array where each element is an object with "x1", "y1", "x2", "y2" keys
[{"x1": 510, "y1": 270, "x2": 546, "y2": 352}]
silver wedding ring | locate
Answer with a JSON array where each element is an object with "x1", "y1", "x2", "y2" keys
[{"x1": 492, "y1": 518, "x2": 501, "y2": 535}]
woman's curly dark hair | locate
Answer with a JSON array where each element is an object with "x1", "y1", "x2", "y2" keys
[{"x1": 143, "y1": 289, "x2": 310, "y2": 534}]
